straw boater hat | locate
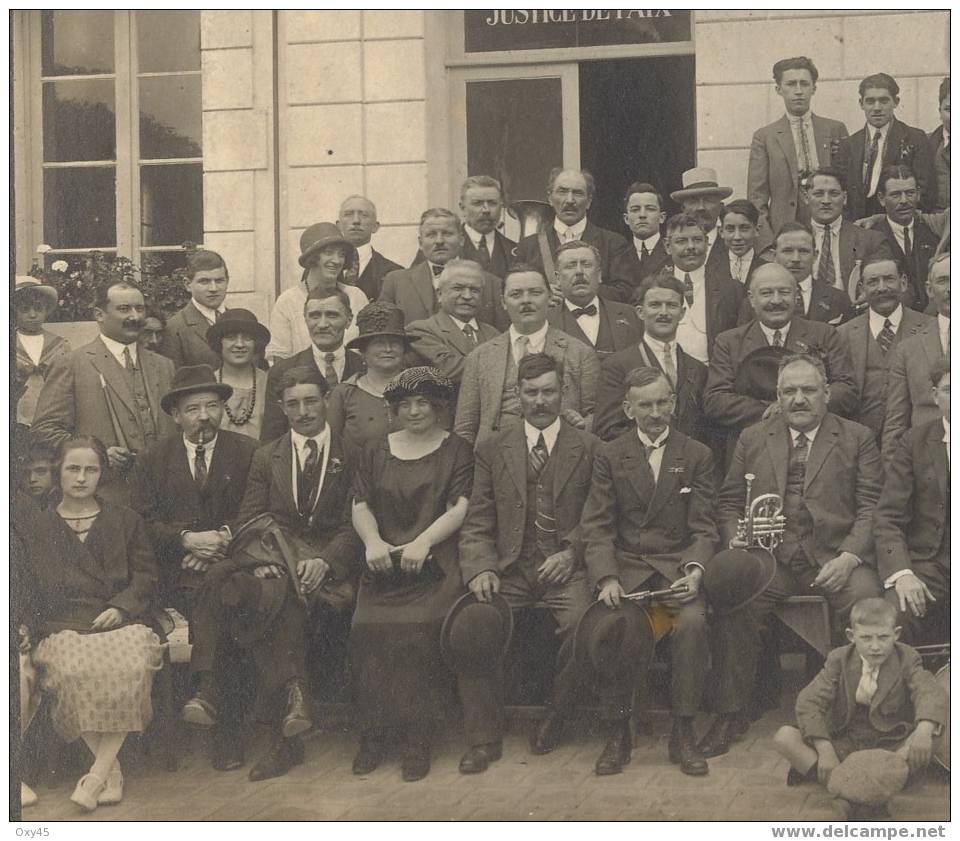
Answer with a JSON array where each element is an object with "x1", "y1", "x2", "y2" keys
[
  {"x1": 160, "y1": 364, "x2": 233, "y2": 414},
  {"x1": 345, "y1": 301, "x2": 410, "y2": 351},
  {"x1": 14, "y1": 275, "x2": 58, "y2": 309},
  {"x1": 670, "y1": 167, "x2": 734, "y2": 203},
  {"x1": 298, "y1": 222, "x2": 357, "y2": 270}
]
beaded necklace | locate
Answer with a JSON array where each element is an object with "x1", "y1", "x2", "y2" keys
[{"x1": 219, "y1": 366, "x2": 257, "y2": 426}]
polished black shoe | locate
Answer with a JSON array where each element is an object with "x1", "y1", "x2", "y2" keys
[
  {"x1": 595, "y1": 720, "x2": 631, "y2": 776},
  {"x1": 530, "y1": 712, "x2": 564, "y2": 755},
  {"x1": 352, "y1": 732, "x2": 386, "y2": 776},
  {"x1": 401, "y1": 731, "x2": 431, "y2": 782},
  {"x1": 668, "y1": 718, "x2": 708, "y2": 777},
  {"x1": 459, "y1": 742, "x2": 503, "y2": 774},
  {"x1": 211, "y1": 728, "x2": 244, "y2": 771},
  {"x1": 182, "y1": 692, "x2": 218, "y2": 728},
  {"x1": 698, "y1": 714, "x2": 747, "y2": 759},
  {"x1": 248, "y1": 736, "x2": 304, "y2": 782},
  {"x1": 281, "y1": 680, "x2": 312, "y2": 739}
]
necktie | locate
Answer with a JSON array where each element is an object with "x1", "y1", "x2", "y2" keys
[
  {"x1": 561, "y1": 227, "x2": 575, "y2": 243},
  {"x1": 572, "y1": 303, "x2": 598, "y2": 318},
  {"x1": 194, "y1": 444, "x2": 208, "y2": 487},
  {"x1": 864, "y1": 130, "x2": 881, "y2": 194},
  {"x1": 515, "y1": 334, "x2": 530, "y2": 360},
  {"x1": 793, "y1": 432, "x2": 809, "y2": 469},
  {"x1": 661, "y1": 341, "x2": 677, "y2": 388},
  {"x1": 876, "y1": 318, "x2": 896, "y2": 355},
  {"x1": 431, "y1": 263, "x2": 444, "y2": 277},
  {"x1": 640, "y1": 241, "x2": 650, "y2": 265},
  {"x1": 682, "y1": 273, "x2": 694, "y2": 306},
  {"x1": 298, "y1": 439, "x2": 319, "y2": 516},
  {"x1": 323, "y1": 352, "x2": 338, "y2": 386},
  {"x1": 529, "y1": 433, "x2": 548, "y2": 475},
  {"x1": 817, "y1": 225, "x2": 837, "y2": 288},
  {"x1": 855, "y1": 663, "x2": 880, "y2": 705},
  {"x1": 795, "y1": 118, "x2": 813, "y2": 173},
  {"x1": 462, "y1": 323, "x2": 477, "y2": 345},
  {"x1": 122, "y1": 346, "x2": 136, "y2": 373},
  {"x1": 476, "y1": 235, "x2": 491, "y2": 269},
  {"x1": 734, "y1": 255, "x2": 744, "y2": 283},
  {"x1": 642, "y1": 440, "x2": 661, "y2": 483},
  {"x1": 902, "y1": 226, "x2": 912, "y2": 265},
  {"x1": 772, "y1": 329, "x2": 784, "y2": 348}
]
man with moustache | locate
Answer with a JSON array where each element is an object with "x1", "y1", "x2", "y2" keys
[
  {"x1": 613, "y1": 181, "x2": 670, "y2": 300},
  {"x1": 700, "y1": 354, "x2": 882, "y2": 757},
  {"x1": 381, "y1": 208, "x2": 507, "y2": 329},
  {"x1": 514, "y1": 168, "x2": 630, "y2": 298},
  {"x1": 718, "y1": 200, "x2": 766, "y2": 287},
  {"x1": 261, "y1": 288, "x2": 364, "y2": 442},
  {"x1": 337, "y1": 195, "x2": 402, "y2": 302},
  {"x1": 33, "y1": 279, "x2": 175, "y2": 503},
  {"x1": 548, "y1": 241, "x2": 642, "y2": 359},
  {"x1": 595, "y1": 274, "x2": 707, "y2": 443},
  {"x1": 838, "y1": 256, "x2": 933, "y2": 446},
  {"x1": 133, "y1": 365, "x2": 257, "y2": 771},
  {"x1": 139, "y1": 308, "x2": 166, "y2": 355},
  {"x1": 162, "y1": 250, "x2": 230, "y2": 370},
  {"x1": 455, "y1": 265, "x2": 599, "y2": 447},
  {"x1": 459, "y1": 176, "x2": 516, "y2": 279},
  {"x1": 671, "y1": 167, "x2": 734, "y2": 272},
  {"x1": 774, "y1": 222, "x2": 853, "y2": 325}
]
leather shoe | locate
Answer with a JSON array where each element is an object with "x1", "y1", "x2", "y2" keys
[
  {"x1": 248, "y1": 736, "x2": 304, "y2": 782},
  {"x1": 211, "y1": 728, "x2": 244, "y2": 771},
  {"x1": 595, "y1": 720, "x2": 631, "y2": 776},
  {"x1": 459, "y1": 741, "x2": 503, "y2": 774},
  {"x1": 401, "y1": 732, "x2": 431, "y2": 782},
  {"x1": 352, "y1": 732, "x2": 386, "y2": 776},
  {"x1": 182, "y1": 692, "x2": 218, "y2": 728},
  {"x1": 281, "y1": 680, "x2": 312, "y2": 739},
  {"x1": 530, "y1": 712, "x2": 564, "y2": 755},
  {"x1": 698, "y1": 714, "x2": 747, "y2": 759},
  {"x1": 668, "y1": 718, "x2": 708, "y2": 776}
]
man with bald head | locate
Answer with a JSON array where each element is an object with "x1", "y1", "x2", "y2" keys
[
  {"x1": 337, "y1": 195, "x2": 402, "y2": 301},
  {"x1": 514, "y1": 168, "x2": 630, "y2": 300}
]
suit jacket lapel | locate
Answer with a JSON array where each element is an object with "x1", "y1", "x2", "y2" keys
[
  {"x1": 870, "y1": 652, "x2": 902, "y2": 712},
  {"x1": 838, "y1": 222, "x2": 856, "y2": 284},
  {"x1": 803, "y1": 414, "x2": 839, "y2": 491},
  {"x1": 87, "y1": 337, "x2": 137, "y2": 415},
  {"x1": 921, "y1": 324, "x2": 944, "y2": 369},
  {"x1": 742, "y1": 320, "x2": 769, "y2": 359},
  {"x1": 413, "y1": 263, "x2": 437, "y2": 316},
  {"x1": 184, "y1": 300, "x2": 211, "y2": 342},
  {"x1": 271, "y1": 435, "x2": 298, "y2": 516},
  {"x1": 552, "y1": 423, "x2": 583, "y2": 501},
  {"x1": 438, "y1": 312, "x2": 475, "y2": 357},
  {"x1": 812, "y1": 115, "x2": 833, "y2": 165},
  {"x1": 765, "y1": 421, "x2": 789, "y2": 498},
  {"x1": 927, "y1": 420, "x2": 949, "y2": 503},
  {"x1": 139, "y1": 351, "x2": 165, "y2": 426},
  {"x1": 621, "y1": 432, "x2": 656, "y2": 513},
  {"x1": 774, "y1": 115, "x2": 799, "y2": 175},
  {"x1": 553, "y1": 307, "x2": 591, "y2": 346},
  {"x1": 500, "y1": 428, "x2": 527, "y2": 497},
  {"x1": 645, "y1": 432, "x2": 683, "y2": 523}
]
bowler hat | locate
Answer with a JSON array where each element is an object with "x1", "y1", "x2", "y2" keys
[
  {"x1": 161, "y1": 364, "x2": 233, "y2": 414},
  {"x1": 670, "y1": 167, "x2": 734, "y2": 203},
  {"x1": 14, "y1": 276, "x2": 58, "y2": 309},
  {"x1": 298, "y1": 222, "x2": 357, "y2": 270},
  {"x1": 206, "y1": 308, "x2": 271, "y2": 351},
  {"x1": 702, "y1": 548, "x2": 777, "y2": 615},
  {"x1": 345, "y1": 301, "x2": 410, "y2": 351},
  {"x1": 573, "y1": 599, "x2": 655, "y2": 677},
  {"x1": 440, "y1": 591, "x2": 514, "y2": 676},
  {"x1": 734, "y1": 345, "x2": 791, "y2": 403},
  {"x1": 827, "y1": 750, "x2": 910, "y2": 805}
]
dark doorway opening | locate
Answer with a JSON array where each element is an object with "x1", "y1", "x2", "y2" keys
[{"x1": 579, "y1": 55, "x2": 696, "y2": 234}]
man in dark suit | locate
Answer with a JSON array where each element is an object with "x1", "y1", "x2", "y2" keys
[
  {"x1": 671, "y1": 167, "x2": 734, "y2": 273},
  {"x1": 929, "y1": 78, "x2": 950, "y2": 211},
  {"x1": 838, "y1": 256, "x2": 933, "y2": 446},
  {"x1": 407, "y1": 259, "x2": 500, "y2": 400},
  {"x1": 134, "y1": 365, "x2": 258, "y2": 770},
  {"x1": 874, "y1": 166, "x2": 939, "y2": 311},
  {"x1": 704, "y1": 263, "x2": 858, "y2": 448},
  {"x1": 748, "y1": 56, "x2": 849, "y2": 244},
  {"x1": 834, "y1": 73, "x2": 934, "y2": 220},
  {"x1": 337, "y1": 195, "x2": 402, "y2": 301},
  {"x1": 548, "y1": 240, "x2": 642, "y2": 360},
  {"x1": 595, "y1": 274, "x2": 706, "y2": 443},
  {"x1": 775, "y1": 222, "x2": 853, "y2": 325},
  {"x1": 459, "y1": 176, "x2": 516, "y2": 279},
  {"x1": 33, "y1": 280, "x2": 175, "y2": 504},
  {"x1": 514, "y1": 168, "x2": 630, "y2": 299},
  {"x1": 450, "y1": 354, "x2": 596, "y2": 774},
  {"x1": 581, "y1": 366, "x2": 718, "y2": 776},
  {"x1": 613, "y1": 181, "x2": 670, "y2": 301},
  {"x1": 184, "y1": 366, "x2": 360, "y2": 782},
  {"x1": 261, "y1": 288, "x2": 363, "y2": 442},
  {"x1": 875, "y1": 358, "x2": 950, "y2": 644},
  {"x1": 161, "y1": 249, "x2": 229, "y2": 370},
  {"x1": 719, "y1": 200, "x2": 767, "y2": 288},
  {"x1": 380, "y1": 208, "x2": 507, "y2": 329},
  {"x1": 700, "y1": 354, "x2": 882, "y2": 757}
]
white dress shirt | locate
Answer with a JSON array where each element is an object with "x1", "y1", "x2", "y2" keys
[
  {"x1": 759, "y1": 321, "x2": 792, "y2": 346},
  {"x1": 887, "y1": 219, "x2": 915, "y2": 257},
  {"x1": 865, "y1": 122, "x2": 891, "y2": 198},
  {"x1": 798, "y1": 276, "x2": 813, "y2": 316},
  {"x1": 706, "y1": 224, "x2": 720, "y2": 254},
  {"x1": 938, "y1": 314, "x2": 950, "y2": 354},
  {"x1": 290, "y1": 425, "x2": 331, "y2": 510},
  {"x1": 100, "y1": 333, "x2": 139, "y2": 367},
  {"x1": 868, "y1": 304, "x2": 903, "y2": 339},
  {"x1": 790, "y1": 423, "x2": 820, "y2": 447},
  {"x1": 813, "y1": 217, "x2": 843, "y2": 287},
  {"x1": 464, "y1": 224, "x2": 496, "y2": 257},
  {"x1": 17, "y1": 332, "x2": 44, "y2": 366},
  {"x1": 183, "y1": 434, "x2": 217, "y2": 480},
  {"x1": 788, "y1": 113, "x2": 819, "y2": 171},
  {"x1": 728, "y1": 248, "x2": 755, "y2": 284},
  {"x1": 509, "y1": 321, "x2": 549, "y2": 360},
  {"x1": 672, "y1": 264, "x2": 708, "y2": 363},
  {"x1": 643, "y1": 334, "x2": 679, "y2": 380},
  {"x1": 565, "y1": 295, "x2": 601, "y2": 345},
  {"x1": 193, "y1": 299, "x2": 226, "y2": 325},
  {"x1": 524, "y1": 417, "x2": 561, "y2": 455},
  {"x1": 311, "y1": 344, "x2": 347, "y2": 382},
  {"x1": 355, "y1": 243, "x2": 373, "y2": 278},
  {"x1": 634, "y1": 232, "x2": 661, "y2": 260},
  {"x1": 553, "y1": 216, "x2": 587, "y2": 244},
  {"x1": 636, "y1": 426, "x2": 670, "y2": 482}
]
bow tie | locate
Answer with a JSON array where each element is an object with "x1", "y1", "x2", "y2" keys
[{"x1": 571, "y1": 304, "x2": 598, "y2": 318}]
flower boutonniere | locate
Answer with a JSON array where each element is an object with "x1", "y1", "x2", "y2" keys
[
  {"x1": 328, "y1": 457, "x2": 344, "y2": 475},
  {"x1": 896, "y1": 138, "x2": 916, "y2": 162}
]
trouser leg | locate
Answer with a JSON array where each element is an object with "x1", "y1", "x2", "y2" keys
[
  {"x1": 540, "y1": 570, "x2": 593, "y2": 713},
  {"x1": 669, "y1": 596, "x2": 709, "y2": 717}
]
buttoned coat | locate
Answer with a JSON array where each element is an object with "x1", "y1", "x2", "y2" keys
[
  {"x1": 875, "y1": 217, "x2": 939, "y2": 311},
  {"x1": 610, "y1": 235, "x2": 671, "y2": 302},
  {"x1": 161, "y1": 299, "x2": 222, "y2": 370}
]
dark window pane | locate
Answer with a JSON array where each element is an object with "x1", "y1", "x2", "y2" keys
[
  {"x1": 44, "y1": 168, "x2": 117, "y2": 249},
  {"x1": 466, "y1": 78, "x2": 563, "y2": 203},
  {"x1": 42, "y1": 80, "x2": 116, "y2": 162},
  {"x1": 140, "y1": 250, "x2": 189, "y2": 278},
  {"x1": 140, "y1": 164, "x2": 203, "y2": 247},
  {"x1": 136, "y1": 11, "x2": 200, "y2": 73},
  {"x1": 139, "y1": 76, "x2": 202, "y2": 159},
  {"x1": 41, "y1": 10, "x2": 115, "y2": 76}
]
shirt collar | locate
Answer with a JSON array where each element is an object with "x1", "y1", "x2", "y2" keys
[
  {"x1": 463, "y1": 224, "x2": 492, "y2": 249},
  {"x1": 730, "y1": 248, "x2": 754, "y2": 268},
  {"x1": 553, "y1": 216, "x2": 588, "y2": 240},
  {"x1": 868, "y1": 304, "x2": 903, "y2": 333},
  {"x1": 100, "y1": 333, "x2": 137, "y2": 364},
  {"x1": 867, "y1": 121, "x2": 892, "y2": 140},
  {"x1": 859, "y1": 655, "x2": 880, "y2": 676},
  {"x1": 759, "y1": 321, "x2": 792, "y2": 344},
  {"x1": 193, "y1": 299, "x2": 225, "y2": 324},
  {"x1": 183, "y1": 434, "x2": 218, "y2": 457},
  {"x1": 524, "y1": 417, "x2": 561, "y2": 453},
  {"x1": 673, "y1": 264, "x2": 706, "y2": 285},
  {"x1": 787, "y1": 110, "x2": 813, "y2": 125},
  {"x1": 789, "y1": 424, "x2": 821, "y2": 445},
  {"x1": 312, "y1": 344, "x2": 344, "y2": 366},
  {"x1": 943, "y1": 418, "x2": 950, "y2": 445},
  {"x1": 643, "y1": 334, "x2": 675, "y2": 354},
  {"x1": 448, "y1": 313, "x2": 480, "y2": 331},
  {"x1": 291, "y1": 424, "x2": 330, "y2": 455},
  {"x1": 637, "y1": 426, "x2": 670, "y2": 449},
  {"x1": 509, "y1": 321, "x2": 549, "y2": 347},
  {"x1": 634, "y1": 231, "x2": 661, "y2": 251},
  {"x1": 355, "y1": 242, "x2": 373, "y2": 263},
  {"x1": 815, "y1": 216, "x2": 843, "y2": 234},
  {"x1": 564, "y1": 295, "x2": 600, "y2": 314},
  {"x1": 938, "y1": 313, "x2": 950, "y2": 335},
  {"x1": 889, "y1": 218, "x2": 914, "y2": 237},
  {"x1": 798, "y1": 275, "x2": 812, "y2": 293}
]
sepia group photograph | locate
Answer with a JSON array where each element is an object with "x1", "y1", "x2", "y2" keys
[{"x1": 7, "y1": 7, "x2": 952, "y2": 828}]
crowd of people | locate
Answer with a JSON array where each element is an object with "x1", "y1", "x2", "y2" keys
[{"x1": 12, "y1": 60, "x2": 950, "y2": 819}]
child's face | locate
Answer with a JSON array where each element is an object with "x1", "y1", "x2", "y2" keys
[
  {"x1": 26, "y1": 459, "x2": 54, "y2": 498},
  {"x1": 846, "y1": 620, "x2": 900, "y2": 666},
  {"x1": 15, "y1": 297, "x2": 50, "y2": 335}
]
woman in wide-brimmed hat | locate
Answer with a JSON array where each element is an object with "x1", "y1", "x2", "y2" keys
[
  {"x1": 349, "y1": 366, "x2": 473, "y2": 782},
  {"x1": 206, "y1": 308, "x2": 271, "y2": 439},
  {"x1": 265, "y1": 222, "x2": 369, "y2": 363},
  {"x1": 327, "y1": 301, "x2": 412, "y2": 458}
]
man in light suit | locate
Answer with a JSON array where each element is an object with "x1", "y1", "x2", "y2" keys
[
  {"x1": 407, "y1": 259, "x2": 500, "y2": 401},
  {"x1": 161, "y1": 249, "x2": 229, "y2": 370},
  {"x1": 883, "y1": 253, "x2": 950, "y2": 457},
  {"x1": 612, "y1": 181, "x2": 670, "y2": 302},
  {"x1": 454, "y1": 265, "x2": 599, "y2": 447},
  {"x1": 337, "y1": 195, "x2": 402, "y2": 302},
  {"x1": 548, "y1": 240, "x2": 642, "y2": 360},
  {"x1": 748, "y1": 56, "x2": 849, "y2": 244},
  {"x1": 834, "y1": 73, "x2": 934, "y2": 220},
  {"x1": 838, "y1": 256, "x2": 933, "y2": 446},
  {"x1": 450, "y1": 353, "x2": 597, "y2": 774},
  {"x1": 32, "y1": 279, "x2": 175, "y2": 503},
  {"x1": 700, "y1": 354, "x2": 882, "y2": 757},
  {"x1": 380, "y1": 208, "x2": 507, "y2": 329},
  {"x1": 774, "y1": 222, "x2": 853, "y2": 326}
]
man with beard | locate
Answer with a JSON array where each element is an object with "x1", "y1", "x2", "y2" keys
[
  {"x1": 774, "y1": 222, "x2": 853, "y2": 325},
  {"x1": 380, "y1": 208, "x2": 507, "y2": 329},
  {"x1": 337, "y1": 195, "x2": 402, "y2": 302},
  {"x1": 838, "y1": 256, "x2": 933, "y2": 446},
  {"x1": 612, "y1": 181, "x2": 670, "y2": 300},
  {"x1": 162, "y1": 250, "x2": 230, "y2": 370},
  {"x1": 33, "y1": 279, "x2": 175, "y2": 503}
]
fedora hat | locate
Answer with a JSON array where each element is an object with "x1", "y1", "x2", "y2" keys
[
  {"x1": 345, "y1": 301, "x2": 410, "y2": 351},
  {"x1": 702, "y1": 548, "x2": 777, "y2": 615},
  {"x1": 206, "y1": 307, "x2": 271, "y2": 351},
  {"x1": 298, "y1": 222, "x2": 357, "y2": 270},
  {"x1": 734, "y1": 345, "x2": 791, "y2": 403},
  {"x1": 440, "y1": 591, "x2": 513, "y2": 676},
  {"x1": 14, "y1": 275, "x2": 58, "y2": 309},
  {"x1": 573, "y1": 599, "x2": 656, "y2": 677},
  {"x1": 828, "y1": 749, "x2": 910, "y2": 806},
  {"x1": 670, "y1": 167, "x2": 734, "y2": 203},
  {"x1": 161, "y1": 364, "x2": 233, "y2": 414}
]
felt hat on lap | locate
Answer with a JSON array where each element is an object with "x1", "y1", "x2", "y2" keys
[
  {"x1": 573, "y1": 599, "x2": 655, "y2": 677},
  {"x1": 702, "y1": 548, "x2": 777, "y2": 615},
  {"x1": 440, "y1": 591, "x2": 513, "y2": 676}
]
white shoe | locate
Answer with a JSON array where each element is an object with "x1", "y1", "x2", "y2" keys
[
  {"x1": 21, "y1": 782, "x2": 37, "y2": 808},
  {"x1": 98, "y1": 768, "x2": 123, "y2": 805},
  {"x1": 70, "y1": 773, "x2": 105, "y2": 812}
]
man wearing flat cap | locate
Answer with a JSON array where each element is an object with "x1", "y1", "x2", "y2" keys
[
  {"x1": 162, "y1": 249, "x2": 230, "y2": 370},
  {"x1": 266, "y1": 223, "x2": 369, "y2": 362}
]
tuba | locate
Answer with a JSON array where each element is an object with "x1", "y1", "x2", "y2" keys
[
  {"x1": 507, "y1": 199, "x2": 555, "y2": 242},
  {"x1": 736, "y1": 473, "x2": 786, "y2": 552}
]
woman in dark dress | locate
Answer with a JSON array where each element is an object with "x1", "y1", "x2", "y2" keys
[
  {"x1": 26, "y1": 435, "x2": 162, "y2": 812},
  {"x1": 350, "y1": 367, "x2": 473, "y2": 781}
]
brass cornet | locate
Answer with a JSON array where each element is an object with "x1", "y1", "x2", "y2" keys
[{"x1": 736, "y1": 473, "x2": 786, "y2": 552}]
